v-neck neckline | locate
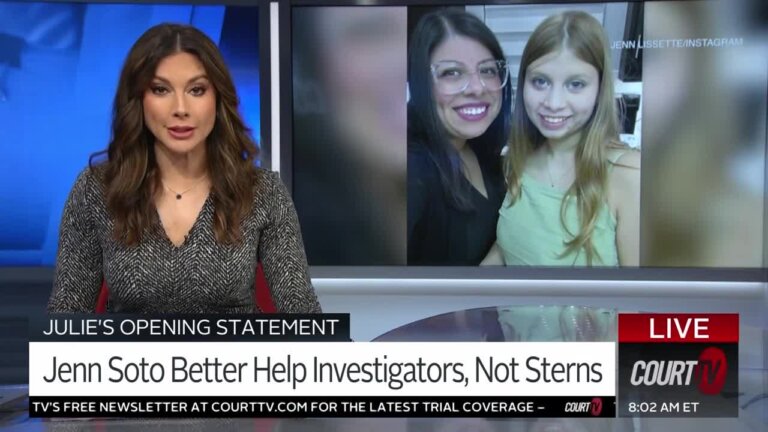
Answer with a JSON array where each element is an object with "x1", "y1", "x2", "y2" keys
[
  {"x1": 156, "y1": 193, "x2": 212, "y2": 249},
  {"x1": 462, "y1": 167, "x2": 492, "y2": 201}
]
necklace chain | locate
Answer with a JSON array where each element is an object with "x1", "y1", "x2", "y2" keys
[
  {"x1": 162, "y1": 175, "x2": 208, "y2": 200},
  {"x1": 545, "y1": 154, "x2": 574, "y2": 188}
]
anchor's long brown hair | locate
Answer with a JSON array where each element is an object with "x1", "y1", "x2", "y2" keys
[{"x1": 91, "y1": 23, "x2": 259, "y2": 245}]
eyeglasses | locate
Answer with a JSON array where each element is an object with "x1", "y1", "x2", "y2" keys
[{"x1": 430, "y1": 59, "x2": 509, "y2": 95}]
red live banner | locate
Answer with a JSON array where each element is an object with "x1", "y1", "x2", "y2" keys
[{"x1": 618, "y1": 313, "x2": 739, "y2": 343}]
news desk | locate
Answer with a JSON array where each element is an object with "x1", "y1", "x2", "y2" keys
[{"x1": 1, "y1": 305, "x2": 765, "y2": 432}]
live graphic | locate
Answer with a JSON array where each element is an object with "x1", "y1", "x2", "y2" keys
[{"x1": 618, "y1": 314, "x2": 738, "y2": 417}]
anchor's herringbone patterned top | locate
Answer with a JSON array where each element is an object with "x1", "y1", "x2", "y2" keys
[{"x1": 48, "y1": 166, "x2": 321, "y2": 314}]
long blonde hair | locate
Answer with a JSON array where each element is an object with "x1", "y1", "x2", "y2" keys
[{"x1": 505, "y1": 11, "x2": 622, "y2": 265}]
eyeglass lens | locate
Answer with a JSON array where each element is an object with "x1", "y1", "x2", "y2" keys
[{"x1": 432, "y1": 60, "x2": 508, "y2": 95}]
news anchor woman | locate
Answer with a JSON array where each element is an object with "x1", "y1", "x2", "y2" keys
[
  {"x1": 483, "y1": 11, "x2": 640, "y2": 267},
  {"x1": 407, "y1": 9, "x2": 512, "y2": 265},
  {"x1": 48, "y1": 24, "x2": 321, "y2": 313}
]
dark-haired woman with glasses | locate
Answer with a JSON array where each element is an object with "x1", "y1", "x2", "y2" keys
[{"x1": 407, "y1": 8, "x2": 512, "y2": 265}]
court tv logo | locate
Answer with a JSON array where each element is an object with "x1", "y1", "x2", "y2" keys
[
  {"x1": 629, "y1": 345, "x2": 728, "y2": 395},
  {"x1": 563, "y1": 397, "x2": 603, "y2": 416}
]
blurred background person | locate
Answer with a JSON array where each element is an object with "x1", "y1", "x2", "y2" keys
[
  {"x1": 407, "y1": 8, "x2": 512, "y2": 265},
  {"x1": 292, "y1": 7, "x2": 408, "y2": 265},
  {"x1": 483, "y1": 11, "x2": 640, "y2": 267},
  {"x1": 641, "y1": 0, "x2": 765, "y2": 267}
]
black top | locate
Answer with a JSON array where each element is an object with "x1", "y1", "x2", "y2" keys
[
  {"x1": 407, "y1": 145, "x2": 505, "y2": 265},
  {"x1": 48, "y1": 166, "x2": 322, "y2": 314}
]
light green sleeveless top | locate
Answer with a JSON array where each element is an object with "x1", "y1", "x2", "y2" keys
[{"x1": 496, "y1": 174, "x2": 618, "y2": 266}]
